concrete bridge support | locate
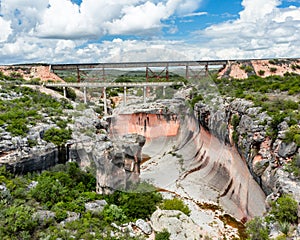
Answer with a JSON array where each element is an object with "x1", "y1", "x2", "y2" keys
[
  {"x1": 163, "y1": 86, "x2": 166, "y2": 97},
  {"x1": 83, "y1": 87, "x2": 87, "y2": 104},
  {"x1": 63, "y1": 87, "x2": 67, "y2": 98},
  {"x1": 103, "y1": 87, "x2": 107, "y2": 115},
  {"x1": 123, "y1": 87, "x2": 127, "y2": 106},
  {"x1": 143, "y1": 86, "x2": 147, "y2": 104}
]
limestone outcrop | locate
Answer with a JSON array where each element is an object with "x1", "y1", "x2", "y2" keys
[
  {"x1": 194, "y1": 97, "x2": 300, "y2": 204},
  {"x1": 67, "y1": 108, "x2": 146, "y2": 194},
  {"x1": 110, "y1": 99, "x2": 266, "y2": 221},
  {"x1": 151, "y1": 209, "x2": 204, "y2": 240}
]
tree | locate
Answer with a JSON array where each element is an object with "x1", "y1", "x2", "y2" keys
[{"x1": 246, "y1": 217, "x2": 269, "y2": 240}]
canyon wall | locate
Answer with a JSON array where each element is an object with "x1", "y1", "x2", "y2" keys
[
  {"x1": 194, "y1": 97, "x2": 300, "y2": 204},
  {"x1": 110, "y1": 100, "x2": 266, "y2": 221}
]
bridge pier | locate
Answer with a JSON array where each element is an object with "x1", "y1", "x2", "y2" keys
[
  {"x1": 63, "y1": 87, "x2": 67, "y2": 98},
  {"x1": 163, "y1": 86, "x2": 166, "y2": 97},
  {"x1": 143, "y1": 86, "x2": 146, "y2": 104},
  {"x1": 185, "y1": 65, "x2": 189, "y2": 79},
  {"x1": 83, "y1": 87, "x2": 87, "y2": 104},
  {"x1": 103, "y1": 87, "x2": 107, "y2": 115},
  {"x1": 123, "y1": 87, "x2": 127, "y2": 106}
]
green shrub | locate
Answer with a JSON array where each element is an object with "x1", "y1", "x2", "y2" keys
[
  {"x1": 246, "y1": 217, "x2": 269, "y2": 240},
  {"x1": 43, "y1": 127, "x2": 72, "y2": 146},
  {"x1": 232, "y1": 130, "x2": 239, "y2": 145},
  {"x1": 245, "y1": 66, "x2": 254, "y2": 73},
  {"x1": 258, "y1": 70, "x2": 265, "y2": 76},
  {"x1": 190, "y1": 94, "x2": 203, "y2": 108},
  {"x1": 105, "y1": 183, "x2": 162, "y2": 221},
  {"x1": 102, "y1": 204, "x2": 127, "y2": 223},
  {"x1": 0, "y1": 205, "x2": 38, "y2": 239},
  {"x1": 270, "y1": 194, "x2": 298, "y2": 224},
  {"x1": 284, "y1": 125, "x2": 300, "y2": 147},
  {"x1": 155, "y1": 229, "x2": 171, "y2": 240},
  {"x1": 231, "y1": 114, "x2": 240, "y2": 129},
  {"x1": 160, "y1": 198, "x2": 190, "y2": 216}
]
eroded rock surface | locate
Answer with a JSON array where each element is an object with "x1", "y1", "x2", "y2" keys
[
  {"x1": 151, "y1": 209, "x2": 204, "y2": 240},
  {"x1": 110, "y1": 99, "x2": 266, "y2": 221},
  {"x1": 194, "y1": 97, "x2": 300, "y2": 205}
]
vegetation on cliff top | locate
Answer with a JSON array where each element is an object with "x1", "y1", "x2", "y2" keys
[
  {"x1": 213, "y1": 74, "x2": 300, "y2": 143},
  {"x1": 0, "y1": 76, "x2": 73, "y2": 145}
]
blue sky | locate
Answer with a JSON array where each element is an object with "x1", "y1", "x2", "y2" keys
[{"x1": 0, "y1": 0, "x2": 300, "y2": 64}]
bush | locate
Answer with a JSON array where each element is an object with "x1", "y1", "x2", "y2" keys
[
  {"x1": 231, "y1": 114, "x2": 240, "y2": 129},
  {"x1": 160, "y1": 198, "x2": 190, "y2": 216},
  {"x1": 105, "y1": 183, "x2": 162, "y2": 221},
  {"x1": 155, "y1": 229, "x2": 171, "y2": 240},
  {"x1": 190, "y1": 94, "x2": 203, "y2": 108},
  {"x1": 0, "y1": 205, "x2": 38, "y2": 239},
  {"x1": 270, "y1": 194, "x2": 298, "y2": 224},
  {"x1": 102, "y1": 204, "x2": 127, "y2": 223},
  {"x1": 284, "y1": 125, "x2": 300, "y2": 147},
  {"x1": 43, "y1": 127, "x2": 72, "y2": 146},
  {"x1": 246, "y1": 217, "x2": 269, "y2": 240}
]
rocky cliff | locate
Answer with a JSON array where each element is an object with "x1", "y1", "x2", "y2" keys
[
  {"x1": 110, "y1": 99, "x2": 266, "y2": 221},
  {"x1": 194, "y1": 97, "x2": 300, "y2": 204}
]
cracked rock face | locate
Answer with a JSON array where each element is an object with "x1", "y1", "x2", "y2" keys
[
  {"x1": 111, "y1": 99, "x2": 266, "y2": 221},
  {"x1": 93, "y1": 133, "x2": 146, "y2": 194},
  {"x1": 195, "y1": 97, "x2": 300, "y2": 206}
]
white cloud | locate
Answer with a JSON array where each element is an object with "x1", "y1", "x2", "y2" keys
[
  {"x1": 239, "y1": 0, "x2": 281, "y2": 21},
  {"x1": 0, "y1": 17, "x2": 12, "y2": 42},
  {"x1": 104, "y1": 2, "x2": 169, "y2": 35},
  {"x1": 1, "y1": 0, "x2": 300, "y2": 64},
  {"x1": 183, "y1": 11, "x2": 207, "y2": 17},
  {"x1": 198, "y1": 0, "x2": 300, "y2": 59}
]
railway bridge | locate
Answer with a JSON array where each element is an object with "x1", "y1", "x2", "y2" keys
[
  {"x1": 44, "y1": 60, "x2": 227, "y2": 114},
  {"x1": 50, "y1": 60, "x2": 227, "y2": 82}
]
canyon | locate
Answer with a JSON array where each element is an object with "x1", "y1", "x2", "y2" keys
[
  {"x1": 110, "y1": 100, "x2": 266, "y2": 222},
  {"x1": 0, "y1": 59, "x2": 299, "y2": 238}
]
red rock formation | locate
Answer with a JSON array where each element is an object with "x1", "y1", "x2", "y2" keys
[
  {"x1": 111, "y1": 113, "x2": 180, "y2": 140},
  {"x1": 0, "y1": 65, "x2": 63, "y2": 82},
  {"x1": 218, "y1": 58, "x2": 300, "y2": 79}
]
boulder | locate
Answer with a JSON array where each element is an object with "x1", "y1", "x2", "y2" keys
[
  {"x1": 27, "y1": 181, "x2": 38, "y2": 190},
  {"x1": 151, "y1": 209, "x2": 204, "y2": 240},
  {"x1": 33, "y1": 210, "x2": 55, "y2": 224},
  {"x1": 85, "y1": 199, "x2": 107, "y2": 213},
  {"x1": 135, "y1": 219, "x2": 152, "y2": 235},
  {"x1": 60, "y1": 212, "x2": 80, "y2": 225},
  {"x1": 278, "y1": 142, "x2": 298, "y2": 158}
]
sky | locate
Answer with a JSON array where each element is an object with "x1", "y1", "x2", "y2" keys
[{"x1": 0, "y1": 0, "x2": 300, "y2": 64}]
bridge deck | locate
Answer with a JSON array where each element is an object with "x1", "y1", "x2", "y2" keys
[
  {"x1": 50, "y1": 60, "x2": 228, "y2": 71},
  {"x1": 44, "y1": 81, "x2": 181, "y2": 88}
]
